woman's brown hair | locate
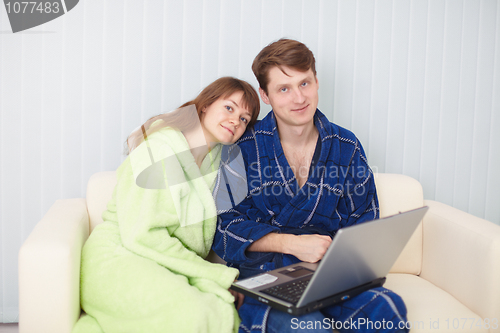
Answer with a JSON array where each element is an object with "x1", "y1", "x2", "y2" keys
[{"x1": 126, "y1": 77, "x2": 260, "y2": 152}]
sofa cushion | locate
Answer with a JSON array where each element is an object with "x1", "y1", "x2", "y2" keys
[{"x1": 385, "y1": 274, "x2": 487, "y2": 333}]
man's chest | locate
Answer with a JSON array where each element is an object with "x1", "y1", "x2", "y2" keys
[{"x1": 282, "y1": 148, "x2": 314, "y2": 189}]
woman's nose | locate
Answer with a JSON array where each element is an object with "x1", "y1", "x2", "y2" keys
[{"x1": 229, "y1": 116, "x2": 239, "y2": 126}]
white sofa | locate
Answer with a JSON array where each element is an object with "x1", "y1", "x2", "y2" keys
[{"x1": 19, "y1": 172, "x2": 500, "y2": 332}]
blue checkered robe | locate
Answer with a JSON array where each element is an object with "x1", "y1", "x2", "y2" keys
[{"x1": 213, "y1": 110, "x2": 408, "y2": 333}]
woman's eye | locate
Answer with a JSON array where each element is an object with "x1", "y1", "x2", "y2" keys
[
  {"x1": 225, "y1": 106, "x2": 233, "y2": 112},
  {"x1": 241, "y1": 117, "x2": 248, "y2": 124}
]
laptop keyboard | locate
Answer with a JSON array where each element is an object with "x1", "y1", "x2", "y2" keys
[{"x1": 261, "y1": 278, "x2": 311, "y2": 304}]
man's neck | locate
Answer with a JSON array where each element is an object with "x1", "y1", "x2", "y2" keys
[{"x1": 277, "y1": 120, "x2": 318, "y2": 149}]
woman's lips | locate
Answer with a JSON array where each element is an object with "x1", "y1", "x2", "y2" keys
[{"x1": 221, "y1": 125, "x2": 234, "y2": 135}]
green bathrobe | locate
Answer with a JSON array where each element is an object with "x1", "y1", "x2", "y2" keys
[{"x1": 73, "y1": 127, "x2": 240, "y2": 333}]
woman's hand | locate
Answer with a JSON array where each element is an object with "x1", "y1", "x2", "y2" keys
[{"x1": 229, "y1": 286, "x2": 245, "y2": 310}]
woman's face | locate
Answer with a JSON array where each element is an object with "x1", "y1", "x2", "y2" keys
[{"x1": 200, "y1": 91, "x2": 253, "y2": 145}]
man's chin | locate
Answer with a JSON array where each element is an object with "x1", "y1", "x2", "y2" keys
[{"x1": 285, "y1": 111, "x2": 315, "y2": 125}]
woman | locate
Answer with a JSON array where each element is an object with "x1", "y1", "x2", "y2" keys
[{"x1": 73, "y1": 77, "x2": 260, "y2": 333}]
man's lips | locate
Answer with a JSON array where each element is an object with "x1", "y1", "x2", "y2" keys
[
  {"x1": 221, "y1": 125, "x2": 234, "y2": 135},
  {"x1": 291, "y1": 104, "x2": 309, "y2": 112}
]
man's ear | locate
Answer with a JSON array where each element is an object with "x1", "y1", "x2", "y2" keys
[{"x1": 259, "y1": 87, "x2": 271, "y2": 105}]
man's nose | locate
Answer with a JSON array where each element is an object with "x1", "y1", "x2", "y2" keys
[{"x1": 292, "y1": 88, "x2": 305, "y2": 103}]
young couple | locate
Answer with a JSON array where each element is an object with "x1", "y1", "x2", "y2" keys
[{"x1": 74, "y1": 39, "x2": 409, "y2": 333}]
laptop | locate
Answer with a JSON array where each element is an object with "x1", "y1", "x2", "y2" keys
[{"x1": 230, "y1": 206, "x2": 428, "y2": 315}]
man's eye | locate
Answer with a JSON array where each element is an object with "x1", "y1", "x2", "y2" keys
[
  {"x1": 280, "y1": 87, "x2": 288, "y2": 93},
  {"x1": 241, "y1": 117, "x2": 248, "y2": 124},
  {"x1": 301, "y1": 82, "x2": 308, "y2": 87}
]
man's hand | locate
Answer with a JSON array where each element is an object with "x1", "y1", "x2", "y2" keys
[
  {"x1": 247, "y1": 233, "x2": 332, "y2": 263},
  {"x1": 286, "y1": 234, "x2": 332, "y2": 263}
]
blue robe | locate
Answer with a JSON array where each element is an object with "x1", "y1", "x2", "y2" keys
[{"x1": 213, "y1": 110, "x2": 407, "y2": 333}]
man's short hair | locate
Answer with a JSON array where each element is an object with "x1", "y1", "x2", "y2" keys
[{"x1": 252, "y1": 38, "x2": 317, "y2": 94}]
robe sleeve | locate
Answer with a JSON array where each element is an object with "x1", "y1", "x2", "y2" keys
[
  {"x1": 212, "y1": 195, "x2": 280, "y2": 265},
  {"x1": 335, "y1": 138, "x2": 379, "y2": 228},
  {"x1": 212, "y1": 144, "x2": 280, "y2": 265}
]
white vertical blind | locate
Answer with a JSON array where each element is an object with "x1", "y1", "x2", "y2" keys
[{"x1": 0, "y1": 0, "x2": 498, "y2": 323}]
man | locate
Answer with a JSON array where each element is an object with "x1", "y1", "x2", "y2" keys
[{"x1": 213, "y1": 39, "x2": 408, "y2": 333}]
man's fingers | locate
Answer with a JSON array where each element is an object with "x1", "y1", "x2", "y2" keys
[{"x1": 293, "y1": 234, "x2": 332, "y2": 262}]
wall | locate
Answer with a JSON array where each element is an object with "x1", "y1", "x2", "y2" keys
[{"x1": 0, "y1": 0, "x2": 498, "y2": 323}]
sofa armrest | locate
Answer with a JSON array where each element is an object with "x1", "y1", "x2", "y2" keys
[
  {"x1": 19, "y1": 198, "x2": 90, "y2": 333},
  {"x1": 421, "y1": 200, "x2": 500, "y2": 322}
]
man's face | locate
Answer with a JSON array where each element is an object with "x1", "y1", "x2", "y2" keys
[{"x1": 260, "y1": 66, "x2": 319, "y2": 129}]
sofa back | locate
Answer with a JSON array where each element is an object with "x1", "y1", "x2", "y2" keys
[
  {"x1": 86, "y1": 172, "x2": 424, "y2": 274},
  {"x1": 87, "y1": 171, "x2": 117, "y2": 232},
  {"x1": 374, "y1": 173, "x2": 424, "y2": 274}
]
